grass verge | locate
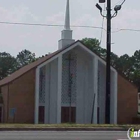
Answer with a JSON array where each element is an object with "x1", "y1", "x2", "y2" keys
[{"x1": 0, "y1": 124, "x2": 139, "y2": 129}]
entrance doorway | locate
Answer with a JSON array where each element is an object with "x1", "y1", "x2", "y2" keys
[
  {"x1": 61, "y1": 107, "x2": 76, "y2": 123},
  {"x1": 39, "y1": 106, "x2": 44, "y2": 124}
]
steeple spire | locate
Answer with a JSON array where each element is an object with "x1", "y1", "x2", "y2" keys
[
  {"x1": 64, "y1": 0, "x2": 70, "y2": 30},
  {"x1": 58, "y1": 0, "x2": 75, "y2": 49}
]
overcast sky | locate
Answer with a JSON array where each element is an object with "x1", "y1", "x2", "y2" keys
[{"x1": 0, "y1": 0, "x2": 139, "y2": 57}]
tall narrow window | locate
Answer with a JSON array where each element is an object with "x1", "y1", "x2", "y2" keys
[{"x1": 39, "y1": 106, "x2": 44, "y2": 124}]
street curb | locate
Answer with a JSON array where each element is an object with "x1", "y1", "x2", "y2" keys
[{"x1": 0, "y1": 127, "x2": 128, "y2": 131}]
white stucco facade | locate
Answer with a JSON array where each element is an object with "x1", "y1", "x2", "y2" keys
[{"x1": 34, "y1": 42, "x2": 118, "y2": 124}]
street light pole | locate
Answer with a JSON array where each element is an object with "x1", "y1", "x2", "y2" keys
[
  {"x1": 96, "y1": 0, "x2": 124, "y2": 124},
  {"x1": 105, "y1": 0, "x2": 111, "y2": 124}
]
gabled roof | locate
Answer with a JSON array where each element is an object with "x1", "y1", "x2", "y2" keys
[
  {"x1": 0, "y1": 41, "x2": 78, "y2": 86},
  {"x1": 0, "y1": 40, "x2": 138, "y2": 89}
]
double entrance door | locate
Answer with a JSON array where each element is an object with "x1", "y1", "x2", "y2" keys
[
  {"x1": 61, "y1": 107, "x2": 76, "y2": 123},
  {"x1": 38, "y1": 106, "x2": 76, "y2": 124}
]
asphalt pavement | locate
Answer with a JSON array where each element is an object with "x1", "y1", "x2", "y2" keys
[{"x1": 0, "y1": 131, "x2": 129, "y2": 140}]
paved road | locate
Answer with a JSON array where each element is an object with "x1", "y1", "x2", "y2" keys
[{"x1": 0, "y1": 131, "x2": 129, "y2": 140}]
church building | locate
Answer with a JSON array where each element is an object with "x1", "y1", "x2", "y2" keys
[{"x1": 0, "y1": 0, "x2": 138, "y2": 124}]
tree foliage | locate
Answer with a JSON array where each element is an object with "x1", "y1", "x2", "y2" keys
[
  {"x1": 81, "y1": 38, "x2": 140, "y2": 88},
  {"x1": 0, "y1": 52, "x2": 17, "y2": 80},
  {"x1": 16, "y1": 49, "x2": 36, "y2": 69},
  {"x1": 0, "y1": 50, "x2": 37, "y2": 80},
  {"x1": 81, "y1": 38, "x2": 119, "y2": 67}
]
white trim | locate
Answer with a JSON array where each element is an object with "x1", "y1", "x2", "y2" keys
[
  {"x1": 37, "y1": 41, "x2": 116, "y2": 73},
  {"x1": 93, "y1": 57, "x2": 98, "y2": 124},
  {"x1": 76, "y1": 42, "x2": 116, "y2": 73},
  {"x1": 114, "y1": 71, "x2": 118, "y2": 124},
  {"x1": 57, "y1": 55, "x2": 62, "y2": 124},
  {"x1": 37, "y1": 42, "x2": 79, "y2": 69},
  {"x1": 34, "y1": 68, "x2": 40, "y2": 124},
  {"x1": 44, "y1": 64, "x2": 51, "y2": 124},
  {"x1": 93, "y1": 58, "x2": 98, "y2": 124}
]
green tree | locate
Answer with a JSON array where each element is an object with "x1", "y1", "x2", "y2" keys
[
  {"x1": 0, "y1": 52, "x2": 17, "y2": 80},
  {"x1": 110, "y1": 53, "x2": 119, "y2": 68},
  {"x1": 16, "y1": 49, "x2": 36, "y2": 69},
  {"x1": 130, "y1": 50, "x2": 140, "y2": 87},
  {"x1": 115, "y1": 54, "x2": 134, "y2": 77},
  {"x1": 81, "y1": 38, "x2": 119, "y2": 68},
  {"x1": 133, "y1": 50, "x2": 140, "y2": 71},
  {"x1": 82, "y1": 38, "x2": 100, "y2": 52}
]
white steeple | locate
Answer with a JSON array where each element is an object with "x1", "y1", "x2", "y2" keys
[
  {"x1": 64, "y1": 0, "x2": 70, "y2": 30},
  {"x1": 58, "y1": 0, "x2": 75, "y2": 49}
]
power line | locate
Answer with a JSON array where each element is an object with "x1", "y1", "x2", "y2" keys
[
  {"x1": 72, "y1": 25, "x2": 106, "y2": 30},
  {"x1": 112, "y1": 28, "x2": 140, "y2": 33},
  {"x1": 0, "y1": 21, "x2": 64, "y2": 27},
  {"x1": 0, "y1": 21, "x2": 106, "y2": 31},
  {"x1": 0, "y1": 20, "x2": 140, "y2": 33}
]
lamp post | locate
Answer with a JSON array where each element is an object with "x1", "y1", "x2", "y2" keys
[
  {"x1": 96, "y1": 0, "x2": 123, "y2": 124},
  {"x1": 106, "y1": 0, "x2": 111, "y2": 124}
]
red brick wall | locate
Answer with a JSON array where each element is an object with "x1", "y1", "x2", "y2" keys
[
  {"x1": 1, "y1": 69, "x2": 35, "y2": 123},
  {"x1": 117, "y1": 74, "x2": 138, "y2": 124},
  {"x1": 1, "y1": 85, "x2": 8, "y2": 123},
  {"x1": 1, "y1": 69, "x2": 138, "y2": 124}
]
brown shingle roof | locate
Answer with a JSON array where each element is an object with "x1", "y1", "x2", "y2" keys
[{"x1": 0, "y1": 52, "x2": 57, "y2": 86}]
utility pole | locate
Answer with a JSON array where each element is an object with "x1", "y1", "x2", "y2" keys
[
  {"x1": 105, "y1": 0, "x2": 111, "y2": 124},
  {"x1": 96, "y1": 0, "x2": 124, "y2": 124}
]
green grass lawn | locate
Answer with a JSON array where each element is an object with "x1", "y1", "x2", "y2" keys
[{"x1": 0, "y1": 124, "x2": 139, "y2": 129}]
